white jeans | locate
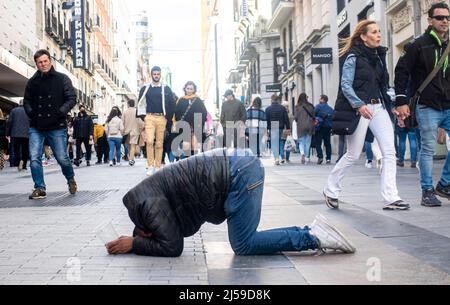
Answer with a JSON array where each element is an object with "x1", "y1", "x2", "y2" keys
[{"x1": 325, "y1": 104, "x2": 402, "y2": 204}]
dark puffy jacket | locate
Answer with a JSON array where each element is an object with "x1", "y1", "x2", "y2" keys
[
  {"x1": 122, "y1": 148, "x2": 230, "y2": 257},
  {"x1": 73, "y1": 113, "x2": 94, "y2": 138},
  {"x1": 395, "y1": 27, "x2": 450, "y2": 110},
  {"x1": 6, "y1": 106, "x2": 30, "y2": 138},
  {"x1": 265, "y1": 102, "x2": 290, "y2": 131},
  {"x1": 175, "y1": 97, "x2": 207, "y2": 131},
  {"x1": 23, "y1": 66, "x2": 76, "y2": 131},
  {"x1": 335, "y1": 44, "x2": 391, "y2": 112}
]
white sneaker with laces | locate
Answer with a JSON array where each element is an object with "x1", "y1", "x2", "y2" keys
[
  {"x1": 365, "y1": 160, "x2": 373, "y2": 169},
  {"x1": 310, "y1": 214, "x2": 356, "y2": 253}
]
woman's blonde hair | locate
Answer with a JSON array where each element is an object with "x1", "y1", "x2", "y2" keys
[
  {"x1": 339, "y1": 20, "x2": 377, "y2": 58},
  {"x1": 0, "y1": 108, "x2": 4, "y2": 120}
]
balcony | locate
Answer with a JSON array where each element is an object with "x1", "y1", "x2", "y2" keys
[
  {"x1": 92, "y1": 16, "x2": 101, "y2": 32},
  {"x1": 94, "y1": 54, "x2": 119, "y2": 90},
  {"x1": 45, "y1": 12, "x2": 59, "y2": 39},
  {"x1": 268, "y1": 0, "x2": 295, "y2": 31}
]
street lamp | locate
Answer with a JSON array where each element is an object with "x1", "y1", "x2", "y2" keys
[
  {"x1": 276, "y1": 49, "x2": 286, "y2": 73},
  {"x1": 59, "y1": 45, "x2": 68, "y2": 64}
]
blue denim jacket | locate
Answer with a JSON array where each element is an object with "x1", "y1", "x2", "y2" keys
[{"x1": 341, "y1": 55, "x2": 366, "y2": 109}]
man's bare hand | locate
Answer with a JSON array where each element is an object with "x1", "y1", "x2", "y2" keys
[
  {"x1": 358, "y1": 105, "x2": 373, "y2": 120},
  {"x1": 106, "y1": 236, "x2": 133, "y2": 254},
  {"x1": 394, "y1": 105, "x2": 410, "y2": 121}
]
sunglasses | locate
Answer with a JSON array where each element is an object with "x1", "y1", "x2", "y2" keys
[{"x1": 432, "y1": 15, "x2": 450, "y2": 21}]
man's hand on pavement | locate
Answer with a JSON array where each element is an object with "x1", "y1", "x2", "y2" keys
[{"x1": 106, "y1": 236, "x2": 133, "y2": 254}]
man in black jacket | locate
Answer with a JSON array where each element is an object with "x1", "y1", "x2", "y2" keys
[
  {"x1": 73, "y1": 104, "x2": 94, "y2": 167},
  {"x1": 23, "y1": 49, "x2": 77, "y2": 199},
  {"x1": 395, "y1": 2, "x2": 450, "y2": 207},
  {"x1": 105, "y1": 149, "x2": 356, "y2": 257},
  {"x1": 265, "y1": 95, "x2": 290, "y2": 165},
  {"x1": 6, "y1": 100, "x2": 30, "y2": 171}
]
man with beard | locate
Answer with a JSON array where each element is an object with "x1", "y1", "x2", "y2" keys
[{"x1": 137, "y1": 67, "x2": 176, "y2": 176}]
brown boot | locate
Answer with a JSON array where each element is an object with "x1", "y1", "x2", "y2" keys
[{"x1": 68, "y1": 179, "x2": 77, "y2": 195}]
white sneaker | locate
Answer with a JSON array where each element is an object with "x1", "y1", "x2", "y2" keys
[
  {"x1": 109, "y1": 161, "x2": 113, "y2": 167},
  {"x1": 310, "y1": 214, "x2": 356, "y2": 253},
  {"x1": 365, "y1": 160, "x2": 373, "y2": 169},
  {"x1": 146, "y1": 167, "x2": 155, "y2": 176}
]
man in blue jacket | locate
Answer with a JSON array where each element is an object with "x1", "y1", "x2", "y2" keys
[{"x1": 315, "y1": 95, "x2": 334, "y2": 165}]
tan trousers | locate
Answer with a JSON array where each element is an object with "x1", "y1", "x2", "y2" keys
[
  {"x1": 128, "y1": 144, "x2": 138, "y2": 161},
  {"x1": 145, "y1": 114, "x2": 167, "y2": 168}
]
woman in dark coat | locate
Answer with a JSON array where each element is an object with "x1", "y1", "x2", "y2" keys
[
  {"x1": 172, "y1": 81, "x2": 207, "y2": 157},
  {"x1": 294, "y1": 93, "x2": 316, "y2": 164}
]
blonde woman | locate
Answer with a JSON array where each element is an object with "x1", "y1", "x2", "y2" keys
[{"x1": 324, "y1": 20, "x2": 408, "y2": 211}]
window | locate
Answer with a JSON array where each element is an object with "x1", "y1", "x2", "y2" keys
[{"x1": 337, "y1": 0, "x2": 346, "y2": 14}]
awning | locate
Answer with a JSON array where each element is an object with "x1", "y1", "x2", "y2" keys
[{"x1": 0, "y1": 95, "x2": 20, "y2": 113}]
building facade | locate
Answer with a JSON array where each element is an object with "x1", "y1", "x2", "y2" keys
[
  {"x1": 201, "y1": 0, "x2": 239, "y2": 118},
  {"x1": 231, "y1": 0, "x2": 280, "y2": 108},
  {"x1": 0, "y1": 0, "x2": 138, "y2": 123},
  {"x1": 132, "y1": 10, "x2": 152, "y2": 90}
]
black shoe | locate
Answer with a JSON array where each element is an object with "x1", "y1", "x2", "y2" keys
[
  {"x1": 323, "y1": 192, "x2": 339, "y2": 209},
  {"x1": 421, "y1": 189, "x2": 442, "y2": 207},
  {"x1": 383, "y1": 200, "x2": 410, "y2": 211},
  {"x1": 318, "y1": 158, "x2": 324, "y2": 165},
  {"x1": 113, "y1": 159, "x2": 116, "y2": 166},
  {"x1": 95, "y1": 161, "x2": 102, "y2": 165},
  {"x1": 411, "y1": 161, "x2": 417, "y2": 168},
  {"x1": 397, "y1": 160, "x2": 404, "y2": 167},
  {"x1": 29, "y1": 189, "x2": 47, "y2": 200},
  {"x1": 326, "y1": 160, "x2": 331, "y2": 165},
  {"x1": 73, "y1": 160, "x2": 80, "y2": 167},
  {"x1": 68, "y1": 179, "x2": 77, "y2": 195},
  {"x1": 435, "y1": 182, "x2": 450, "y2": 200},
  {"x1": 86, "y1": 161, "x2": 91, "y2": 167},
  {"x1": 129, "y1": 160, "x2": 135, "y2": 166}
]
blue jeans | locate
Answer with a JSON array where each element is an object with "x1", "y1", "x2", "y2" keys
[
  {"x1": 396, "y1": 127, "x2": 417, "y2": 162},
  {"x1": 298, "y1": 135, "x2": 312, "y2": 158},
  {"x1": 280, "y1": 139, "x2": 288, "y2": 161},
  {"x1": 270, "y1": 130, "x2": 284, "y2": 160},
  {"x1": 108, "y1": 137, "x2": 123, "y2": 163},
  {"x1": 364, "y1": 141, "x2": 373, "y2": 161},
  {"x1": 225, "y1": 150, "x2": 318, "y2": 255},
  {"x1": 416, "y1": 106, "x2": 450, "y2": 190},
  {"x1": 29, "y1": 128, "x2": 75, "y2": 190}
]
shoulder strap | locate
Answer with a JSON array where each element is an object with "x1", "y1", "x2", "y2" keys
[
  {"x1": 417, "y1": 42, "x2": 450, "y2": 95},
  {"x1": 180, "y1": 100, "x2": 194, "y2": 121},
  {"x1": 138, "y1": 84, "x2": 150, "y2": 104}
]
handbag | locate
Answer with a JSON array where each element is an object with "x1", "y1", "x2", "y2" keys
[
  {"x1": 405, "y1": 42, "x2": 450, "y2": 128},
  {"x1": 172, "y1": 99, "x2": 196, "y2": 133},
  {"x1": 331, "y1": 110, "x2": 361, "y2": 135}
]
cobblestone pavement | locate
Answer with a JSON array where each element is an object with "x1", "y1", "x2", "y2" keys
[{"x1": 0, "y1": 154, "x2": 449, "y2": 285}]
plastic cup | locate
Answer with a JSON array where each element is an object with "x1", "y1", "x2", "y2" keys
[{"x1": 94, "y1": 221, "x2": 119, "y2": 245}]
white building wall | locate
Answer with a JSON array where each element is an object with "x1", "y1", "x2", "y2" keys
[{"x1": 0, "y1": 0, "x2": 41, "y2": 65}]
